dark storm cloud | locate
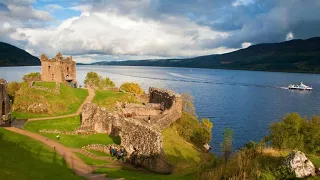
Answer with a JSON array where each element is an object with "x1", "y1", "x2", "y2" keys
[{"x1": 84, "y1": 0, "x2": 320, "y2": 50}]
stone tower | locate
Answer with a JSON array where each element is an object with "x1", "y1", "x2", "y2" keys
[
  {"x1": 0, "y1": 79, "x2": 11, "y2": 124},
  {"x1": 40, "y1": 53, "x2": 77, "y2": 85}
]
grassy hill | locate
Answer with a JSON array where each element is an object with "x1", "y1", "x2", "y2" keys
[
  {"x1": 0, "y1": 128, "x2": 84, "y2": 180},
  {"x1": 12, "y1": 82, "x2": 88, "y2": 119},
  {"x1": 0, "y1": 42, "x2": 40, "y2": 66},
  {"x1": 93, "y1": 37, "x2": 320, "y2": 73}
]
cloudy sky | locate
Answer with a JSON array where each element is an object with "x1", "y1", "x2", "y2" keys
[{"x1": 0, "y1": 0, "x2": 320, "y2": 63}]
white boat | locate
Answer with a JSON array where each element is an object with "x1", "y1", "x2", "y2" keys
[{"x1": 288, "y1": 82, "x2": 312, "y2": 90}]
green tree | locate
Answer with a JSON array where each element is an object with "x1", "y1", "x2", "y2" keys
[
  {"x1": 7, "y1": 81, "x2": 21, "y2": 100},
  {"x1": 221, "y1": 128, "x2": 233, "y2": 162},
  {"x1": 84, "y1": 72, "x2": 115, "y2": 89},
  {"x1": 105, "y1": 77, "x2": 115, "y2": 87},
  {"x1": 181, "y1": 93, "x2": 196, "y2": 116},
  {"x1": 22, "y1": 72, "x2": 41, "y2": 82},
  {"x1": 201, "y1": 118, "x2": 213, "y2": 142},
  {"x1": 268, "y1": 113, "x2": 305, "y2": 150}
]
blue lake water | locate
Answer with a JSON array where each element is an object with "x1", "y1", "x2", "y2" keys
[{"x1": 1, "y1": 65, "x2": 320, "y2": 154}]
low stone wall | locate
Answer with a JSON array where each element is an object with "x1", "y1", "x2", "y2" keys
[
  {"x1": 39, "y1": 128, "x2": 96, "y2": 135},
  {"x1": 30, "y1": 81, "x2": 60, "y2": 94}
]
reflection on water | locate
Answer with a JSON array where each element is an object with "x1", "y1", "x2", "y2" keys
[{"x1": 1, "y1": 65, "x2": 320, "y2": 154}]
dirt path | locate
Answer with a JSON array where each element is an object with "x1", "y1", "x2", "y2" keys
[
  {"x1": 4, "y1": 127, "x2": 109, "y2": 180},
  {"x1": 28, "y1": 88, "x2": 95, "y2": 121}
]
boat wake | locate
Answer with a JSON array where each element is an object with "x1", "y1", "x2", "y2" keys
[{"x1": 104, "y1": 71, "x2": 284, "y2": 89}]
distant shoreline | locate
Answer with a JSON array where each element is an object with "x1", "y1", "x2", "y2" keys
[{"x1": 75, "y1": 64, "x2": 320, "y2": 75}]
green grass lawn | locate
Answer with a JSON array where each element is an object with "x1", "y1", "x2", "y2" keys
[
  {"x1": 33, "y1": 81, "x2": 56, "y2": 89},
  {"x1": 94, "y1": 166, "x2": 196, "y2": 180},
  {"x1": 38, "y1": 133, "x2": 116, "y2": 148},
  {"x1": 75, "y1": 153, "x2": 112, "y2": 166},
  {"x1": 23, "y1": 116, "x2": 119, "y2": 148},
  {"x1": 12, "y1": 83, "x2": 88, "y2": 119},
  {"x1": 92, "y1": 90, "x2": 140, "y2": 111},
  {"x1": 0, "y1": 128, "x2": 84, "y2": 180},
  {"x1": 88, "y1": 150, "x2": 111, "y2": 157},
  {"x1": 24, "y1": 116, "x2": 81, "y2": 132}
]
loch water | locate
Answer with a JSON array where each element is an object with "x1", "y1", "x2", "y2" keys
[{"x1": 1, "y1": 65, "x2": 320, "y2": 154}]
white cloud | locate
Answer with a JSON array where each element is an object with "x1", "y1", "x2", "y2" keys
[
  {"x1": 232, "y1": 0, "x2": 254, "y2": 7},
  {"x1": 3, "y1": 22, "x2": 10, "y2": 29},
  {"x1": 241, "y1": 42, "x2": 252, "y2": 48},
  {"x1": 286, "y1": 32, "x2": 294, "y2": 41},
  {"x1": 13, "y1": 9, "x2": 233, "y2": 62}
]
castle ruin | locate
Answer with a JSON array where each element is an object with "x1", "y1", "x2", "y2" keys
[
  {"x1": 81, "y1": 87, "x2": 182, "y2": 174},
  {"x1": 0, "y1": 79, "x2": 11, "y2": 125},
  {"x1": 40, "y1": 53, "x2": 77, "y2": 86}
]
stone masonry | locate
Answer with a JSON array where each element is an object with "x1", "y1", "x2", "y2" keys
[
  {"x1": 0, "y1": 79, "x2": 11, "y2": 124},
  {"x1": 40, "y1": 53, "x2": 77, "y2": 85},
  {"x1": 81, "y1": 87, "x2": 183, "y2": 174}
]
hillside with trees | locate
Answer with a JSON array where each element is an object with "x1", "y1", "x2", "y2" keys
[
  {"x1": 0, "y1": 42, "x2": 40, "y2": 66},
  {"x1": 93, "y1": 37, "x2": 320, "y2": 73}
]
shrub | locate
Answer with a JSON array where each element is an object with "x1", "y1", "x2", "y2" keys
[
  {"x1": 84, "y1": 72, "x2": 115, "y2": 89},
  {"x1": 7, "y1": 81, "x2": 21, "y2": 99},
  {"x1": 275, "y1": 165, "x2": 296, "y2": 179},
  {"x1": 120, "y1": 82, "x2": 144, "y2": 95},
  {"x1": 191, "y1": 127, "x2": 211, "y2": 146},
  {"x1": 22, "y1": 72, "x2": 41, "y2": 82},
  {"x1": 221, "y1": 128, "x2": 233, "y2": 162},
  {"x1": 175, "y1": 113, "x2": 213, "y2": 147}
]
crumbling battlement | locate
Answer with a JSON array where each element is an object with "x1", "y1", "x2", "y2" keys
[
  {"x1": 149, "y1": 87, "x2": 181, "y2": 110},
  {"x1": 40, "y1": 53, "x2": 77, "y2": 85},
  {"x1": 149, "y1": 87, "x2": 182, "y2": 130},
  {"x1": 0, "y1": 79, "x2": 11, "y2": 125}
]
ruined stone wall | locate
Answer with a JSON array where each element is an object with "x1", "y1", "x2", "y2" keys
[
  {"x1": 149, "y1": 87, "x2": 183, "y2": 130},
  {"x1": 149, "y1": 87, "x2": 177, "y2": 110},
  {"x1": 0, "y1": 83, "x2": 11, "y2": 124},
  {"x1": 81, "y1": 103, "x2": 172, "y2": 174},
  {"x1": 40, "y1": 53, "x2": 77, "y2": 84}
]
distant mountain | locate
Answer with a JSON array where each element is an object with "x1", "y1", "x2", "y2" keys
[
  {"x1": 92, "y1": 37, "x2": 320, "y2": 73},
  {"x1": 0, "y1": 42, "x2": 40, "y2": 66}
]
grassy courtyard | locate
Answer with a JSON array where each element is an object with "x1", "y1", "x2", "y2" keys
[
  {"x1": 23, "y1": 116, "x2": 120, "y2": 148},
  {"x1": 0, "y1": 128, "x2": 84, "y2": 180},
  {"x1": 33, "y1": 81, "x2": 56, "y2": 89},
  {"x1": 12, "y1": 83, "x2": 88, "y2": 119},
  {"x1": 92, "y1": 90, "x2": 140, "y2": 111}
]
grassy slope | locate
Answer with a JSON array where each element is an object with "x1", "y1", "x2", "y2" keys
[
  {"x1": 23, "y1": 116, "x2": 119, "y2": 148},
  {"x1": 162, "y1": 125, "x2": 201, "y2": 175},
  {"x1": 0, "y1": 128, "x2": 84, "y2": 180},
  {"x1": 75, "y1": 153, "x2": 111, "y2": 166},
  {"x1": 33, "y1": 81, "x2": 56, "y2": 89},
  {"x1": 88, "y1": 150, "x2": 110, "y2": 157},
  {"x1": 92, "y1": 90, "x2": 139, "y2": 111},
  {"x1": 12, "y1": 83, "x2": 88, "y2": 119}
]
